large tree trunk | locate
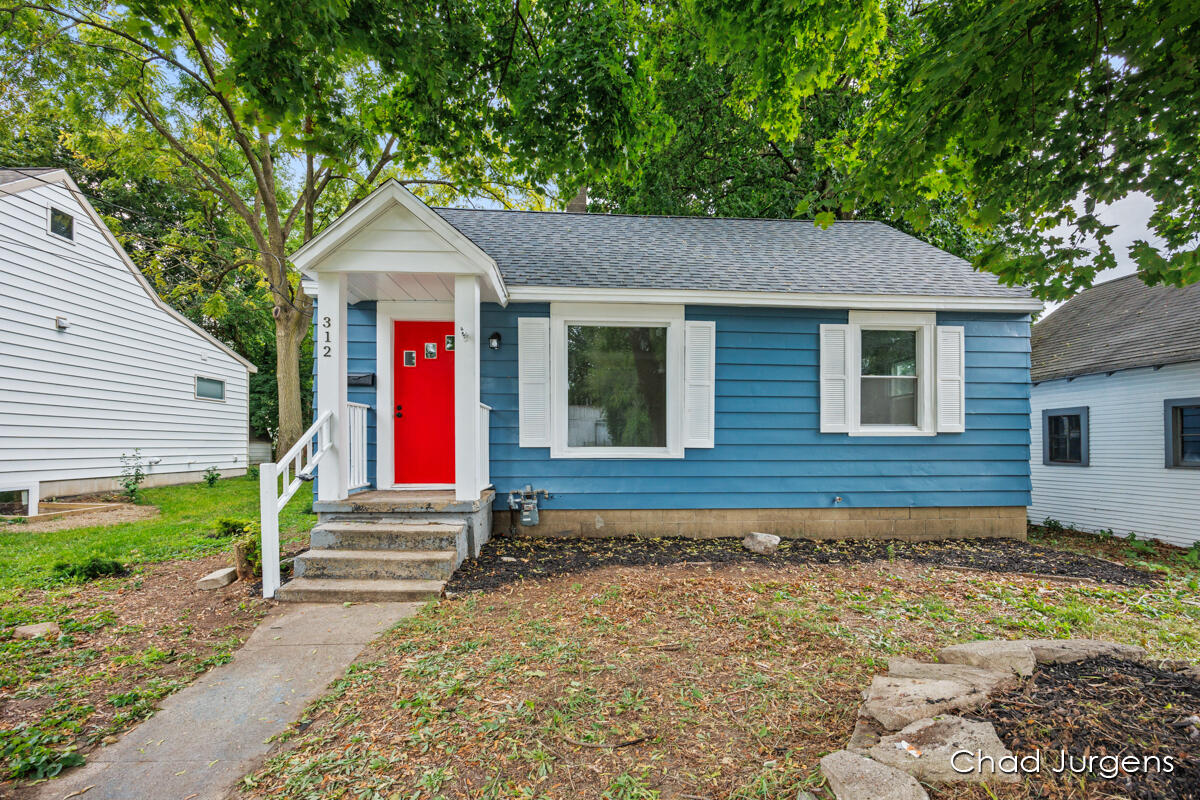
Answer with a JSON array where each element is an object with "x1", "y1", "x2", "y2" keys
[{"x1": 272, "y1": 292, "x2": 312, "y2": 459}]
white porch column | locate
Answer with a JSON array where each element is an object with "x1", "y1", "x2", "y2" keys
[
  {"x1": 316, "y1": 272, "x2": 349, "y2": 501},
  {"x1": 454, "y1": 274, "x2": 481, "y2": 501}
]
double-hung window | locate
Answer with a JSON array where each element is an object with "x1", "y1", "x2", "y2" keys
[
  {"x1": 1164, "y1": 398, "x2": 1200, "y2": 468},
  {"x1": 1042, "y1": 407, "x2": 1088, "y2": 466},
  {"x1": 516, "y1": 303, "x2": 716, "y2": 458},
  {"x1": 820, "y1": 311, "x2": 964, "y2": 435}
]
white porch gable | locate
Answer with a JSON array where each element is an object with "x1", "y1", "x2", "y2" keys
[{"x1": 294, "y1": 180, "x2": 506, "y2": 505}]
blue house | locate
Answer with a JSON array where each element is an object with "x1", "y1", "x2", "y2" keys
[{"x1": 258, "y1": 181, "x2": 1040, "y2": 600}]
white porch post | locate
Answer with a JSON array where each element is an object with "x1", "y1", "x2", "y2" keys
[
  {"x1": 454, "y1": 275, "x2": 481, "y2": 501},
  {"x1": 316, "y1": 272, "x2": 349, "y2": 501}
]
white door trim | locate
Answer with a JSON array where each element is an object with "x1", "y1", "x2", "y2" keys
[{"x1": 375, "y1": 301, "x2": 454, "y2": 490}]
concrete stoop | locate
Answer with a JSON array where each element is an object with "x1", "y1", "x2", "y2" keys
[{"x1": 276, "y1": 490, "x2": 493, "y2": 603}]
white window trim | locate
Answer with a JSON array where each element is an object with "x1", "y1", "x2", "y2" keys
[
  {"x1": 549, "y1": 302, "x2": 685, "y2": 459},
  {"x1": 195, "y1": 375, "x2": 227, "y2": 402},
  {"x1": 46, "y1": 206, "x2": 75, "y2": 244},
  {"x1": 847, "y1": 310, "x2": 936, "y2": 436}
]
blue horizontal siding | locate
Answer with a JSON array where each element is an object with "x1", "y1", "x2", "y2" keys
[
  {"x1": 314, "y1": 301, "x2": 378, "y2": 490},
  {"x1": 479, "y1": 303, "x2": 1031, "y2": 510}
]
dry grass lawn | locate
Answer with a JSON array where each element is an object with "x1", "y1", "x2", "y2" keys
[{"x1": 238, "y1": 532, "x2": 1200, "y2": 800}]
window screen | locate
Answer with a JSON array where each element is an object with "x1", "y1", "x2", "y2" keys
[{"x1": 860, "y1": 329, "x2": 918, "y2": 426}]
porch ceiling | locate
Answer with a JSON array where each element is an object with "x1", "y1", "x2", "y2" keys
[{"x1": 345, "y1": 272, "x2": 457, "y2": 304}]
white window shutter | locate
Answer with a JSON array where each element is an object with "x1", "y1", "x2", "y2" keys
[
  {"x1": 518, "y1": 317, "x2": 551, "y2": 447},
  {"x1": 820, "y1": 324, "x2": 852, "y2": 433},
  {"x1": 683, "y1": 320, "x2": 716, "y2": 448},
  {"x1": 936, "y1": 325, "x2": 966, "y2": 433}
]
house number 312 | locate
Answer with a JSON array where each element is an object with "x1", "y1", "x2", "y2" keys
[{"x1": 321, "y1": 316, "x2": 332, "y2": 357}]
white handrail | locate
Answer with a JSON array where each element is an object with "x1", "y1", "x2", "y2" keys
[
  {"x1": 259, "y1": 409, "x2": 333, "y2": 598},
  {"x1": 478, "y1": 403, "x2": 491, "y2": 491},
  {"x1": 347, "y1": 402, "x2": 370, "y2": 490}
]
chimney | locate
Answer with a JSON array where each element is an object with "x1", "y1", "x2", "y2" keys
[{"x1": 565, "y1": 186, "x2": 588, "y2": 213}]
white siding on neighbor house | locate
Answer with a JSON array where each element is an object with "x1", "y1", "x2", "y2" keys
[
  {"x1": 0, "y1": 181, "x2": 250, "y2": 493},
  {"x1": 1029, "y1": 361, "x2": 1200, "y2": 547}
]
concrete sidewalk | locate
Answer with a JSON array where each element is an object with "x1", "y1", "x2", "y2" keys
[{"x1": 36, "y1": 602, "x2": 420, "y2": 800}]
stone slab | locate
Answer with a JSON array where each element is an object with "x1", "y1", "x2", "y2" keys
[
  {"x1": 196, "y1": 566, "x2": 237, "y2": 590},
  {"x1": 937, "y1": 640, "x2": 1036, "y2": 676},
  {"x1": 13, "y1": 622, "x2": 59, "y2": 640},
  {"x1": 820, "y1": 750, "x2": 928, "y2": 800},
  {"x1": 1011, "y1": 638, "x2": 1147, "y2": 664},
  {"x1": 887, "y1": 657, "x2": 1019, "y2": 694},
  {"x1": 861, "y1": 675, "x2": 990, "y2": 731},
  {"x1": 35, "y1": 602, "x2": 417, "y2": 800},
  {"x1": 869, "y1": 715, "x2": 1020, "y2": 784}
]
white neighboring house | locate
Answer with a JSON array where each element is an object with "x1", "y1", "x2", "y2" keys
[
  {"x1": 1029, "y1": 275, "x2": 1200, "y2": 547},
  {"x1": 0, "y1": 168, "x2": 256, "y2": 514}
]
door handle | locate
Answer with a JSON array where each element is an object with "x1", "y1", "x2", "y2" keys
[{"x1": 395, "y1": 404, "x2": 402, "y2": 419}]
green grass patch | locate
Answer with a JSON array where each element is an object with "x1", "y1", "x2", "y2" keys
[{"x1": 0, "y1": 475, "x2": 312, "y2": 589}]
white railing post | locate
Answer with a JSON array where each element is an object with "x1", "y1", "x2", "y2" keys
[{"x1": 259, "y1": 461, "x2": 281, "y2": 598}]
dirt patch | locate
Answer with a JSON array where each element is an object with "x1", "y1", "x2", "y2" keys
[
  {"x1": 0, "y1": 553, "x2": 269, "y2": 796},
  {"x1": 983, "y1": 656, "x2": 1200, "y2": 800},
  {"x1": 0, "y1": 504, "x2": 158, "y2": 534},
  {"x1": 448, "y1": 535, "x2": 1159, "y2": 593}
]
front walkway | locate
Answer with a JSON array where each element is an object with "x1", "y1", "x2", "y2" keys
[{"x1": 36, "y1": 602, "x2": 419, "y2": 800}]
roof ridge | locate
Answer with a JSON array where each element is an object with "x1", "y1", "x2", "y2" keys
[{"x1": 433, "y1": 206, "x2": 884, "y2": 225}]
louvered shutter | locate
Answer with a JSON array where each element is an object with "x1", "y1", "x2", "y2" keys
[
  {"x1": 683, "y1": 320, "x2": 716, "y2": 448},
  {"x1": 935, "y1": 325, "x2": 966, "y2": 433},
  {"x1": 518, "y1": 317, "x2": 551, "y2": 446},
  {"x1": 819, "y1": 324, "x2": 852, "y2": 433}
]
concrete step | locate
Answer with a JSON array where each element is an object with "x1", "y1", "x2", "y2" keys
[
  {"x1": 310, "y1": 521, "x2": 464, "y2": 552},
  {"x1": 293, "y1": 549, "x2": 457, "y2": 581},
  {"x1": 275, "y1": 577, "x2": 445, "y2": 603}
]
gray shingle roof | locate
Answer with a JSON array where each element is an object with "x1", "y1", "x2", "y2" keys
[
  {"x1": 0, "y1": 167, "x2": 61, "y2": 186},
  {"x1": 433, "y1": 208, "x2": 1031, "y2": 298},
  {"x1": 1032, "y1": 275, "x2": 1200, "y2": 382}
]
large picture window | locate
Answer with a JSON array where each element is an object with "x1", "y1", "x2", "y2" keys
[
  {"x1": 549, "y1": 303, "x2": 685, "y2": 458},
  {"x1": 566, "y1": 325, "x2": 668, "y2": 448}
]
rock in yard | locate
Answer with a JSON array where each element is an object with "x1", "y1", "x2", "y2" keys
[
  {"x1": 742, "y1": 531, "x2": 780, "y2": 555},
  {"x1": 820, "y1": 749, "x2": 928, "y2": 800},
  {"x1": 861, "y1": 675, "x2": 990, "y2": 731},
  {"x1": 869, "y1": 715, "x2": 1019, "y2": 784},
  {"x1": 196, "y1": 566, "x2": 237, "y2": 590},
  {"x1": 847, "y1": 713, "x2": 886, "y2": 755},
  {"x1": 14, "y1": 622, "x2": 60, "y2": 640},
  {"x1": 938, "y1": 640, "x2": 1036, "y2": 677},
  {"x1": 888, "y1": 657, "x2": 1019, "y2": 694},
  {"x1": 1184, "y1": 665, "x2": 1200, "y2": 681},
  {"x1": 1011, "y1": 638, "x2": 1146, "y2": 664}
]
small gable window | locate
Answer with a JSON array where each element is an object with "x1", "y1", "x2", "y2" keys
[
  {"x1": 1164, "y1": 398, "x2": 1200, "y2": 469},
  {"x1": 48, "y1": 207, "x2": 74, "y2": 241},
  {"x1": 196, "y1": 376, "x2": 226, "y2": 401},
  {"x1": 1042, "y1": 406, "x2": 1089, "y2": 466}
]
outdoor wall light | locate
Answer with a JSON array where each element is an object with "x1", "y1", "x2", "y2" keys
[{"x1": 488, "y1": 332, "x2": 502, "y2": 350}]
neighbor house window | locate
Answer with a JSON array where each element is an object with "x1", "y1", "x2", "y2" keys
[
  {"x1": 1164, "y1": 398, "x2": 1200, "y2": 468},
  {"x1": 48, "y1": 207, "x2": 73, "y2": 240},
  {"x1": 195, "y1": 376, "x2": 226, "y2": 401},
  {"x1": 550, "y1": 303, "x2": 684, "y2": 458},
  {"x1": 1042, "y1": 406, "x2": 1089, "y2": 466}
]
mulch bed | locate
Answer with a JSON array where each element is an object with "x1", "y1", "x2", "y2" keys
[
  {"x1": 448, "y1": 535, "x2": 1159, "y2": 592},
  {"x1": 984, "y1": 656, "x2": 1200, "y2": 800}
]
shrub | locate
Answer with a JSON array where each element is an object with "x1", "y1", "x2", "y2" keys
[
  {"x1": 118, "y1": 450, "x2": 146, "y2": 502},
  {"x1": 203, "y1": 465, "x2": 221, "y2": 487},
  {"x1": 1041, "y1": 517, "x2": 1064, "y2": 534},
  {"x1": 213, "y1": 518, "x2": 252, "y2": 538},
  {"x1": 0, "y1": 727, "x2": 84, "y2": 779},
  {"x1": 247, "y1": 465, "x2": 259, "y2": 480},
  {"x1": 51, "y1": 557, "x2": 128, "y2": 583}
]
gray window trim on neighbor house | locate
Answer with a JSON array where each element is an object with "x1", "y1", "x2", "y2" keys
[
  {"x1": 1163, "y1": 396, "x2": 1200, "y2": 469},
  {"x1": 1042, "y1": 406, "x2": 1089, "y2": 466}
]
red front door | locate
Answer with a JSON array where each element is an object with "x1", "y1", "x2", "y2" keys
[{"x1": 393, "y1": 321, "x2": 455, "y2": 484}]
